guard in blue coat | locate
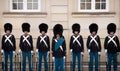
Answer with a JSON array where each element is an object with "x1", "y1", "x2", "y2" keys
[
  {"x1": 104, "y1": 23, "x2": 120, "y2": 71},
  {"x1": 52, "y1": 24, "x2": 66, "y2": 71},
  {"x1": 1, "y1": 23, "x2": 16, "y2": 71},
  {"x1": 70, "y1": 23, "x2": 84, "y2": 71},
  {"x1": 19, "y1": 23, "x2": 33, "y2": 71},
  {"x1": 87, "y1": 23, "x2": 101, "y2": 71},
  {"x1": 36, "y1": 23, "x2": 50, "y2": 71}
]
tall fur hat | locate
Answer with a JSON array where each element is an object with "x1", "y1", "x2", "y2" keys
[
  {"x1": 53, "y1": 24, "x2": 63, "y2": 36},
  {"x1": 89, "y1": 23, "x2": 98, "y2": 33},
  {"x1": 107, "y1": 23, "x2": 116, "y2": 34},
  {"x1": 72, "y1": 23, "x2": 80, "y2": 33},
  {"x1": 22, "y1": 23, "x2": 30, "y2": 32},
  {"x1": 4, "y1": 23, "x2": 12, "y2": 33},
  {"x1": 39, "y1": 23, "x2": 48, "y2": 33}
]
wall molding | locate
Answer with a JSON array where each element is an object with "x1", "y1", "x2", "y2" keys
[
  {"x1": 2, "y1": 12, "x2": 47, "y2": 18},
  {"x1": 72, "y1": 12, "x2": 116, "y2": 18}
]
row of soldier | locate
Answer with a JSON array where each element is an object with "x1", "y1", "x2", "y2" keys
[{"x1": 1, "y1": 23, "x2": 120, "y2": 71}]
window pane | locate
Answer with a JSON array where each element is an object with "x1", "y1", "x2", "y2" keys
[
  {"x1": 81, "y1": 0, "x2": 85, "y2": 2},
  {"x1": 80, "y1": 3, "x2": 85, "y2": 9},
  {"x1": 95, "y1": 3, "x2": 100, "y2": 9},
  {"x1": 27, "y1": 3, "x2": 32, "y2": 9},
  {"x1": 95, "y1": 0, "x2": 100, "y2": 2},
  {"x1": 86, "y1": 0, "x2": 91, "y2": 2},
  {"x1": 27, "y1": 0, "x2": 32, "y2": 2},
  {"x1": 34, "y1": 0, "x2": 38, "y2": 2},
  {"x1": 13, "y1": 3, "x2": 17, "y2": 9},
  {"x1": 101, "y1": 3, "x2": 106, "y2": 9},
  {"x1": 86, "y1": 3, "x2": 91, "y2": 9},
  {"x1": 33, "y1": 3, "x2": 38, "y2": 9},
  {"x1": 18, "y1": 3, "x2": 23, "y2": 9},
  {"x1": 101, "y1": 0, "x2": 106, "y2": 2},
  {"x1": 13, "y1": 0, "x2": 17, "y2": 2},
  {"x1": 18, "y1": 0, "x2": 23, "y2": 2}
]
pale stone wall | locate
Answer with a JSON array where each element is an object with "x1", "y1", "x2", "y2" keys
[{"x1": 0, "y1": 0, "x2": 120, "y2": 62}]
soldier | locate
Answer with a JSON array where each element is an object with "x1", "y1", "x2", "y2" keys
[
  {"x1": 52, "y1": 24, "x2": 66, "y2": 71},
  {"x1": 70, "y1": 23, "x2": 84, "y2": 71},
  {"x1": 1, "y1": 23, "x2": 16, "y2": 71},
  {"x1": 87, "y1": 23, "x2": 101, "y2": 71},
  {"x1": 104, "y1": 23, "x2": 120, "y2": 71},
  {"x1": 19, "y1": 23, "x2": 33, "y2": 71},
  {"x1": 36, "y1": 23, "x2": 50, "y2": 71}
]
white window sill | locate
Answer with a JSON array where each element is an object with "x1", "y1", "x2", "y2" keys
[
  {"x1": 72, "y1": 12, "x2": 116, "y2": 17},
  {"x1": 2, "y1": 12, "x2": 47, "y2": 18}
]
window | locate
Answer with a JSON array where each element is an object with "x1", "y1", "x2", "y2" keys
[
  {"x1": 78, "y1": 0, "x2": 109, "y2": 12},
  {"x1": 10, "y1": 0, "x2": 41, "y2": 12}
]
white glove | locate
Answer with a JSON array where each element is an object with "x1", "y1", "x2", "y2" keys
[
  {"x1": 52, "y1": 57, "x2": 55, "y2": 61},
  {"x1": 98, "y1": 52, "x2": 101, "y2": 55},
  {"x1": 36, "y1": 49, "x2": 38, "y2": 53},
  {"x1": 88, "y1": 49, "x2": 90, "y2": 53},
  {"x1": 18, "y1": 49, "x2": 21, "y2": 53},
  {"x1": 31, "y1": 51, "x2": 33, "y2": 54},
  {"x1": 70, "y1": 49, "x2": 73, "y2": 52},
  {"x1": 81, "y1": 52, "x2": 84, "y2": 55},
  {"x1": 105, "y1": 49, "x2": 107, "y2": 53},
  {"x1": 13, "y1": 51, "x2": 15, "y2": 54},
  {"x1": 63, "y1": 56, "x2": 66, "y2": 59},
  {"x1": 1, "y1": 50, "x2": 4, "y2": 53}
]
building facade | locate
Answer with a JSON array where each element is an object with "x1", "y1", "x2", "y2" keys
[{"x1": 0, "y1": 0, "x2": 120, "y2": 63}]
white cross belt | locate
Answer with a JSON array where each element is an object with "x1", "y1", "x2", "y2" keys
[
  {"x1": 5, "y1": 35, "x2": 13, "y2": 46},
  {"x1": 40, "y1": 35, "x2": 48, "y2": 48},
  {"x1": 72, "y1": 35, "x2": 81, "y2": 47}
]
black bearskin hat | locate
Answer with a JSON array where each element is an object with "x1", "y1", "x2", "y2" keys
[
  {"x1": 53, "y1": 24, "x2": 63, "y2": 36},
  {"x1": 39, "y1": 23, "x2": 48, "y2": 33},
  {"x1": 107, "y1": 23, "x2": 116, "y2": 34},
  {"x1": 22, "y1": 23, "x2": 30, "y2": 32},
  {"x1": 72, "y1": 23, "x2": 80, "y2": 33},
  {"x1": 89, "y1": 23, "x2": 98, "y2": 33},
  {"x1": 4, "y1": 23, "x2": 12, "y2": 33}
]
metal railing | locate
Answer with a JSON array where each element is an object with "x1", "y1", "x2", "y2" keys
[{"x1": 0, "y1": 53, "x2": 120, "y2": 71}]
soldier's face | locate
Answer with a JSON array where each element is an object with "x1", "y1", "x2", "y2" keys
[
  {"x1": 24, "y1": 31, "x2": 28, "y2": 35},
  {"x1": 6, "y1": 30, "x2": 11, "y2": 35},
  {"x1": 74, "y1": 31, "x2": 79, "y2": 35},
  {"x1": 56, "y1": 34, "x2": 60, "y2": 39},
  {"x1": 41, "y1": 31, "x2": 45, "y2": 35},
  {"x1": 110, "y1": 32, "x2": 114, "y2": 35},
  {"x1": 92, "y1": 31, "x2": 96, "y2": 35}
]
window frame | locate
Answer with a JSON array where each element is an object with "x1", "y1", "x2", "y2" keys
[
  {"x1": 10, "y1": 0, "x2": 41, "y2": 12},
  {"x1": 78, "y1": 0, "x2": 109, "y2": 12}
]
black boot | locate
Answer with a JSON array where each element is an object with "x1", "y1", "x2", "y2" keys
[{"x1": 45, "y1": 70, "x2": 48, "y2": 71}]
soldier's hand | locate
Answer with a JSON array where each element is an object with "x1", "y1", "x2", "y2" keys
[
  {"x1": 31, "y1": 51, "x2": 33, "y2": 54},
  {"x1": 63, "y1": 56, "x2": 66, "y2": 59},
  {"x1": 70, "y1": 49, "x2": 72, "y2": 53},
  {"x1": 18, "y1": 49, "x2": 21, "y2": 53},
  {"x1": 52, "y1": 57, "x2": 54, "y2": 60},
  {"x1": 81, "y1": 52, "x2": 84, "y2": 55},
  {"x1": 105, "y1": 49, "x2": 107, "y2": 53},
  {"x1": 88, "y1": 49, "x2": 90, "y2": 53},
  {"x1": 36, "y1": 49, "x2": 38, "y2": 53},
  {"x1": 1, "y1": 50, "x2": 4, "y2": 54},
  {"x1": 98, "y1": 52, "x2": 101, "y2": 55},
  {"x1": 13, "y1": 51, "x2": 15, "y2": 54}
]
